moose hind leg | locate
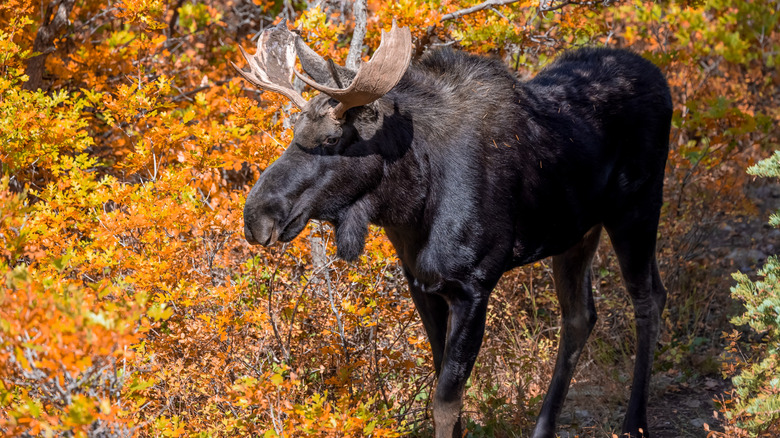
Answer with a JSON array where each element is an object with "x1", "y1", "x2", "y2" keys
[
  {"x1": 605, "y1": 215, "x2": 667, "y2": 438},
  {"x1": 532, "y1": 225, "x2": 602, "y2": 438}
]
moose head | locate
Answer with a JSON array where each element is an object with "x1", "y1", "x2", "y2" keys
[{"x1": 233, "y1": 22, "x2": 412, "y2": 261}]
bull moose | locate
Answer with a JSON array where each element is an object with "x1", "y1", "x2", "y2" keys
[{"x1": 233, "y1": 22, "x2": 672, "y2": 438}]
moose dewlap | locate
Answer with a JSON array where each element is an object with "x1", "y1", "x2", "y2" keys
[{"x1": 234, "y1": 22, "x2": 672, "y2": 438}]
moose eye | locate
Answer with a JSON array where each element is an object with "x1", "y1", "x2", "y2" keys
[{"x1": 323, "y1": 137, "x2": 339, "y2": 146}]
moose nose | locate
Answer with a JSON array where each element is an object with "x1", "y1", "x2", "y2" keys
[
  {"x1": 243, "y1": 154, "x2": 294, "y2": 247},
  {"x1": 244, "y1": 214, "x2": 280, "y2": 246},
  {"x1": 244, "y1": 224, "x2": 259, "y2": 245}
]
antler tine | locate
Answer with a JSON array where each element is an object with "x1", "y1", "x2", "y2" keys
[
  {"x1": 295, "y1": 22, "x2": 412, "y2": 118},
  {"x1": 231, "y1": 22, "x2": 308, "y2": 109}
]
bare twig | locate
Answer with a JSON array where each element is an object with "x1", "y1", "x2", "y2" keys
[
  {"x1": 311, "y1": 222, "x2": 348, "y2": 356},
  {"x1": 441, "y1": 0, "x2": 609, "y2": 22},
  {"x1": 539, "y1": 0, "x2": 606, "y2": 12},
  {"x1": 440, "y1": 0, "x2": 521, "y2": 22},
  {"x1": 489, "y1": 6, "x2": 511, "y2": 21},
  {"x1": 265, "y1": 245, "x2": 291, "y2": 362},
  {"x1": 170, "y1": 80, "x2": 228, "y2": 103},
  {"x1": 285, "y1": 257, "x2": 339, "y2": 354}
]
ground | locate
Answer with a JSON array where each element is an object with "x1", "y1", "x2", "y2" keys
[{"x1": 555, "y1": 374, "x2": 726, "y2": 437}]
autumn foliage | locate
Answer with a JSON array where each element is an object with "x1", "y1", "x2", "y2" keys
[{"x1": 1, "y1": 0, "x2": 779, "y2": 437}]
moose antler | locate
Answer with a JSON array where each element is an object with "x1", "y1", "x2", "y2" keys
[
  {"x1": 294, "y1": 22, "x2": 413, "y2": 118},
  {"x1": 231, "y1": 21, "x2": 308, "y2": 109}
]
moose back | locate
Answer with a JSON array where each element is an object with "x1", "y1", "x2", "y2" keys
[{"x1": 234, "y1": 23, "x2": 672, "y2": 438}]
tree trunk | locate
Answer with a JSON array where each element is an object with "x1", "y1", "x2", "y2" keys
[
  {"x1": 345, "y1": 0, "x2": 367, "y2": 70},
  {"x1": 23, "y1": 0, "x2": 77, "y2": 91}
]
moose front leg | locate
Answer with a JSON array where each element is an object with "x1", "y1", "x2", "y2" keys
[
  {"x1": 432, "y1": 280, "x2": 489, "y2": 438},
  {"x1": 406, "y1": 268, "x2": 450, "y2": 375}
]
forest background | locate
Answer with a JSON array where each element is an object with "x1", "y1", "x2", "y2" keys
[{"x1": 1, "y1": 0, "x2": 779, "y2": 436}]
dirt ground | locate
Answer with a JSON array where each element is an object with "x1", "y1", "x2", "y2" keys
[
  {"x1": 646, "y1": 376, "x2": 727, "y2": 437},
  {"x1": 554, "y1": 374, "x2": 726, "y2": 437}
]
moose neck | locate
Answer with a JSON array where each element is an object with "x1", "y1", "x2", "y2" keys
[
  {"x1": 356, "y1": 94, "x2": 430, "y2": 227},
  {"x1": 334, "y1": 49, "x2": 540, "y2": 275},
  {"x1": 345, "y1": 52, "x2": 536, "y2": 280},
  {"x1": 350, "y1": 86, "x2": 482, "y2": 275}
]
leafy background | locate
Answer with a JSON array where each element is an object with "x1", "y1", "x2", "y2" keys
[{"x1": 1, "y1": 0, "x2": 779, "y2": 436}]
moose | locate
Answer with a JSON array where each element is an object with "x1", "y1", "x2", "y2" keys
[{"x1": 234, "y1": 22, "x2": 672, "y2": 438}]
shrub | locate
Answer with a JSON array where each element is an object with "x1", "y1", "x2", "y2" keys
[{"x1": 722, "y1": 150, "x2": 780, "y2": 435}]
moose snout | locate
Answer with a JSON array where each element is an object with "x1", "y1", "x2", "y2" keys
[
  {"x1": 243, "y1": 187, "x2": 285, "y2": 246},
  {"x1": 243, "y1": 166, "x2": 289, "y2": 246},
  {"x1": 242, "y1": 148, "x2": 314, "y2": 247},
  {"x1": 243, "y1": 213, "x2": 280, "y2": 246}
]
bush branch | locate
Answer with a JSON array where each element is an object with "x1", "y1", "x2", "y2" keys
[
  {"x1": 441, "y1": 0, "x2": 609, "y2": 22},
  {"x1": 441, "y1": 0, "x2": 522, "y2": 22}
]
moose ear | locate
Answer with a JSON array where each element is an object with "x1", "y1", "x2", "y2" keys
[{"x1": 295, "y1": 37, "x2": 356, "y2": 88}]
